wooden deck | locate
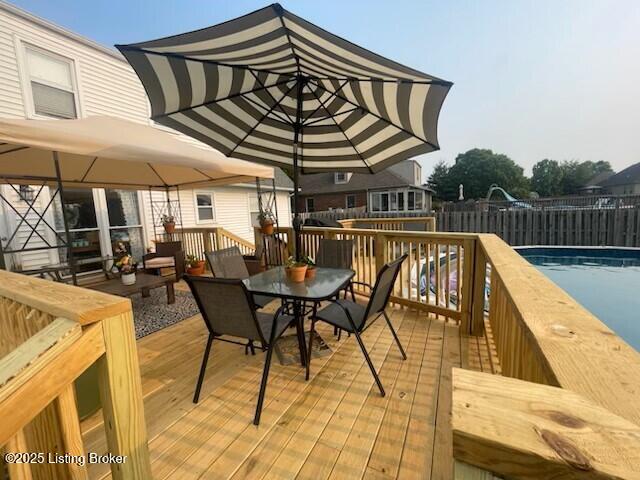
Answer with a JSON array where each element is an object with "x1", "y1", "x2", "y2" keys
[{"x1": 81, "y1": 294, "x2": 498, "y2": 479}]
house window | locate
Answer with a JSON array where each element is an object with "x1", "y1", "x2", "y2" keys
[
  {"x1": 195, "y1": 192, "x2": 215, "y2": 222},
  {"x1": 346, "y1": 194, "x2": 356, "y2": 209},
  {"x1": 306, "y1": 197, "x2": 315, "y2": 212},
  {"x1": 24, "y1": 46, "x2": 78, "y2": 119},
  {"x1": 334, "y1": 172, "x2": 349, "y2": 184},
  {"x1": 406, "y1": 191, "x2": 424, "y2": 211}
]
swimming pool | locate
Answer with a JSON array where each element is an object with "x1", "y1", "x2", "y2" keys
[{"x1": 517, "y1": 247, "x2": 640, "y2": 351}]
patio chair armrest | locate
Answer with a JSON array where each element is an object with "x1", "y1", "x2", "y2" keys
[{"x1": 351, "y1": 281, "x2": 373, "y2": 290}]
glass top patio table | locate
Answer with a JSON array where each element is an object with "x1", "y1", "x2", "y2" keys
[{"x1": 243, "y1": 266, "x2": 355, "y2": 302}]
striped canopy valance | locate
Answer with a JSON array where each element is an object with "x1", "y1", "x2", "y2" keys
[{"x1": 117, "y1": 3, "x2": 452, "y2": 173}]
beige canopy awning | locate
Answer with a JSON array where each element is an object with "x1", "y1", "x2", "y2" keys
[{"x1": 0, "y1": 116, "x2": 273, "y2": 190}]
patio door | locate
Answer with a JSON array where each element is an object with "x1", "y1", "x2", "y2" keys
[{"x1": 103, "y1": 189, "x2": 145, "y2": 261}]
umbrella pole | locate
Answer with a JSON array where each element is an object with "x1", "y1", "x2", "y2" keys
[{"x1": 292, "y1": 77, "x2": 304, "y2": 261}]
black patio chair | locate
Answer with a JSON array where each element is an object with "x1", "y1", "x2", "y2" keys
[
  {"x1": 205, "y1": 246, "x2": 274, "y2": 309},
  {"x1": 184, "y1": 275, "x2": 292, "y2": 425},
  {"x1": 307, "y1": 254, "x2": 409, "y2": 393},
  {"x1": 315, "y1": 238, "x2": 356, "y2": 338}
]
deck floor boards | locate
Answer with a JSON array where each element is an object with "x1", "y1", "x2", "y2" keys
[{"x1": 82, "y1": 298, "x2": 491, "y2": 479}]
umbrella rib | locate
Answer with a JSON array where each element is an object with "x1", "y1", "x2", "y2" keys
[
  {"x1": 229, "y1": 81, "x2": 298, "y2": 156},
  {"x1": 301, "y1": 79, "x2": 349, "y2": 126},
  {"x1": 303, "y1": 106, "x2": 360, "y2": 127},
  {"x1": 273, "y1": 4, "x2": 301, "y2": 75},
  {"x1": 118, "y1": 46, "x2": 297, "y2": 78},
  {"x1": 0, "y1": 146, "x2": 30, "y2": 156},
  {"x1": 308, "y1": 78, "x2": 439, "y2": 150},
  {"x1": 151, "y1": 78, "x2": 292, "y2": 120},
  {"x1": 243, "y1": 95, "x2": 292, "y2": 125},
  {"x1": 306, "y1": 76, "x2": 452, "y2": 86},
  {"x1": 306, "y1": 84, "x2": 373, "y2": 174},
  {"x1": 249, "y1": 70, "x2": 294, "y2": 124}
]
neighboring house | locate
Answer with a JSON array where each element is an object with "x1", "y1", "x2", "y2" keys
[
  {"x1": 598, "y1": 162, "x2": 640, "y2": 195},
  {"x1": 578, "y1": 171, "x2": 614, "y2": 195},
  {"x1": 0, "y1": 1, "x2": 291, "y2": 271},
  {"x1": 297, "y1": 160, "x2": 433, "y2": 214}
]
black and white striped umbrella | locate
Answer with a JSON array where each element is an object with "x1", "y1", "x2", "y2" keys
[{"x1": 117, "y1": 3, "x2": 452, "y2": 175}]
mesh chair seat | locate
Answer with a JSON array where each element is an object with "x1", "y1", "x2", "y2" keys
[
  {"x1": 315, "y1": 299, "x2": 366, "y2": 332},
  {"x1": 254, "y1": 294, "x2": 276, "y2": 309},
  {"x1": 256, "y1": 312, "x2": 292, "y2": 342}
]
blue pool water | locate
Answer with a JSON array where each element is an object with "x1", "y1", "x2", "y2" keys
[{"x1": 517, "y1": 247, "x2": 640, "y2": 352}]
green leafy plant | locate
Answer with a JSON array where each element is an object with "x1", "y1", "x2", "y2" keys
[
  {"x1": 186, "y1": 254, "x2": 202, "y2": 268},
  {"x1": 302, "y1": 255, "x2": 316, "y2": 268},
  {"x1": 257, "y1": 209, "x2": 274, "y2": 225},
  {"x1": 114, "y1": 254, "x2": 137, "y2": 274},
  {"x1": 285, "y1": 256, "x2": 307, "y2": 268}
]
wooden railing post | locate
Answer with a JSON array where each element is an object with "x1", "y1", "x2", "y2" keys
[
  {"x1": 97, "y1": 310, "x2": 152, "y2": 480},
  {"x1": 470, "y1": 239, "x2": 487, "y2": 336},
  {"x1": 375, "y1": 232, "x2": 388, "y2": 272},
  {"x1": 460, "y1": 238, "x2": 475, "y2": 333},
  {"x1": 202, "y1": 228, "x2": 213, "y2": 256},
  {"x1": 214, "y1": 227, "x2": 223, "y2": 251}
]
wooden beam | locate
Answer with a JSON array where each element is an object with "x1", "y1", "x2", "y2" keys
[
  {"x1": 452, "y1": 368, "x2": 640, "y2": 479},
  {"x1": 0, "y1": 324, "x2": 104, "y2": 446},
  {"x1": 0, "y1": 318, "x2": 80, "y2": 402},
  {"x1": 470, "y1": 240, "x2": 487, "y2": 336},
  {"x1": 97, "y1": 310, "x2": 152, "y2": 480},
  {"x1": 55, "y1": 384, "x2": 89, "y2": 480},
  {"x1": 478, "y1": 233, "x2": 640, "y2": 426},
  {"x1": 6, "y1": 429, "x2": 34, "y2": 480}
]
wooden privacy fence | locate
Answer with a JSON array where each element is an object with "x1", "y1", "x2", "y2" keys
[
  {"x1": 338, "y1": 216, "x2": 436, "y2": 232},
  {"x1": 436, "y1": 206, "x2": 640, "y2": 246},
  {"x1": 0, "y1": 271, "x2": 151, "y2": 480}
]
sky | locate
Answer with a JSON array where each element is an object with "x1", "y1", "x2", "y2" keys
[{"x1": 9, "y1": 0, "x2": 640, "y2": 179}]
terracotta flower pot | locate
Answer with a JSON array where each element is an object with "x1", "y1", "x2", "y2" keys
[
  {"x1": 305, "y1": 267, "x2": 317, "y2": 280},
  {"x1": 163, "y1": 222, "x2": 176, "y2": 234},
  {"x1": 285, "y1": 264, "x2": 307, "y2": 283},
  {"x1": 187, "y1": 260, "x2": 205, "y2": 276},
  {"x1": 260, "y1": 221, "x2": 274, "y2": 235}
]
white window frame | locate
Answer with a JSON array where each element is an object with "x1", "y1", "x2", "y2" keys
[
  {"x1": 16, "y1": 40, "x2": 82, "y2": 120},
  {"x1": 334, "y1": 172, "x2": 350, "y2": 184},
  {"x1": 345, "y1": 194, "x2": 356, "y2": 209},
  {"x1": 305, "y1": 197, "x2": 315, "y2": 213},
  {"x1": 194, "y1": 190, "x2": 216, "y2": 224}
]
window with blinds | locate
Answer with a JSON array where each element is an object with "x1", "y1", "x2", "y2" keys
[{"x1": 24, "y1": 47, "x2": 77, "y2": 119}]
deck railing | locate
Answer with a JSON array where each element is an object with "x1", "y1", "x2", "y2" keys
[
  {"x1": 0, "y1": 271, "x2": 151, "y2": 479},
  {"x1": 255, "y1": 224, "x2": 640, "y2": 478},
  {"x1": 158, "y1": 227, "x2": 256, "y2": 260}
]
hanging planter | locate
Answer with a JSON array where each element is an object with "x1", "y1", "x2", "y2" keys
[
  {"x1": 162, "y1": 214, "x2": 176, "y2": 234},
  {"x1": 257, "y1": 209, "x2": 275, "y2": 235}
]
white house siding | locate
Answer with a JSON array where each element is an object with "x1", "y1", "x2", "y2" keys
[
  {"x1": 0, "y1": 2, "x2": 285, "y2": 269},
  {"x1": 141, "y1": 185, "x2": 291, "y2": 247}
]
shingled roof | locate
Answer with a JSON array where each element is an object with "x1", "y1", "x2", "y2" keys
[
  {"x1": 599, "y1": 162, "x2": 640, "y2": 187},
  {"x1": 298, "y1": 170, "x2": 431, "y2": 195}
]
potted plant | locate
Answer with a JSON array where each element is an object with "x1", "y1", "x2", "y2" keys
[
  {"x1": 186, "y1": 254, "x2": 206, "y2": 275},
  {"x1": 303, "y1": 255, "x2": 317, "y2": 280},
  {"x1": 257, "y1": 209, "x2": 275, "y2": 235},
  {"x1": 114, "y1": 254, "x2": 138, "y2": 285},
  {"x1": 162, "y1": 214, "x2": 176, "y2": 234},
  {"x1": 285, "y1": 256, "x2": 307, "y2": 283}
]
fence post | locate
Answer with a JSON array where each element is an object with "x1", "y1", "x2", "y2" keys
[
  {"x1": 470, "y1": 239, "x2": 487, "y2": 336},
  {"x1": 375, "y1": 232, "x2": 388, "y2": 272}
]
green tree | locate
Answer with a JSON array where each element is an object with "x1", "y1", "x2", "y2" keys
[
  {"x1": 531, "y1": 159, "x2": 564, "y2": 197},
  {"x1": 427, "y1": 160, "x2": 457, "y2": 200},
  {"x1": 429, "y1": 149, "x2": 529, "y2": 201},
  {"x1": 560, "y1": 160, "x2": 613, "y2": 195}
]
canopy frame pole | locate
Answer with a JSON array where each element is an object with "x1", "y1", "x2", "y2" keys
[
  {"x1": 53, "y1": 151, "x2": 77, "y2": 285},
  {"x1": 292, "y1": 75, "x2": 305, "y2": 261}
]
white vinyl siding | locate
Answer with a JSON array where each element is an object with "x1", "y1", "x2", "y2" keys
[{"x1": 0, "y1": 4, "x2": 288, "y2": 269}]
